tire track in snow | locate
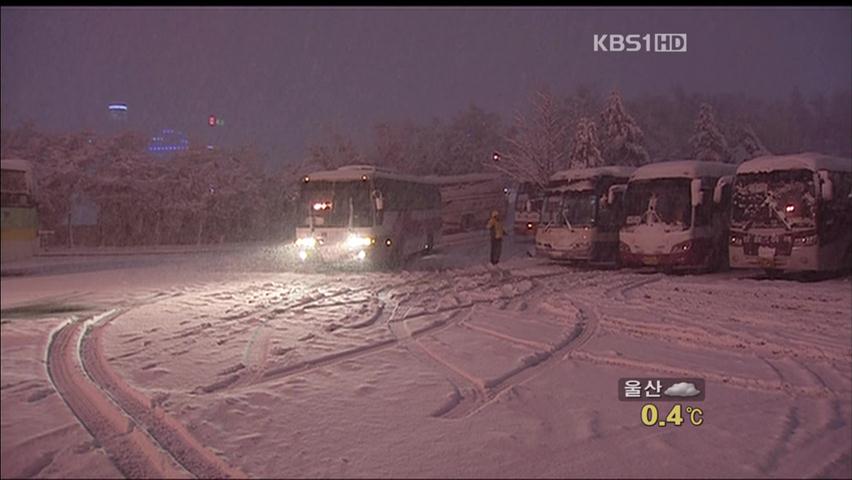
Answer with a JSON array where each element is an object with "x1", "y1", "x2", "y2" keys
[
  {"x1": 423, "y1": 274, "x2": 601, "y2": 420},
  {"x1": 80, "y1": 310, "x2": 247, "y2": 478},
  {"x1": 759, "y1": 406, "x2": 800, "y2": 475},
  {"x1": 46, "y1": 314, "x2": 191, "y2": 479},
  {"x1": 232, "y1": 283, "x2": 379, "y2": 388},
  {"x1": 235, "y1": 267, "x2": 574, "y2": 391}
]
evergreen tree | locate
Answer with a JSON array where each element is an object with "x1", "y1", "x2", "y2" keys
[
  {"x1": 689, "y1": 103, "x2": 730, "y2": 163},
  {"x1": 568, "y1": 117, "x2": 603, "y2": 168},
  {"x1": 599, "y1": 90, "x2": 649, "y2": 166},
  {"x1": 728, "y1": 124, "x2": 771, "y2": 164}
]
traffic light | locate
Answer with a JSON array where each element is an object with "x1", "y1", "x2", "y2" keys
[{"x1": 208, "y1": 115, "x2": 217, "y2": 127}]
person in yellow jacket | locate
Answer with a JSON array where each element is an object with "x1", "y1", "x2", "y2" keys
[{"x1": 486, "y1": 210, "x2": 506, "y2": 265}]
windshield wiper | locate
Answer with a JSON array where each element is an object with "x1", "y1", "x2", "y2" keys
[
  {"x1": 561, "y1": 211, "x2": 573, "y2": 230},
  {"x1": 762, "y1": 194, "x2": 792, "y2": 231}
]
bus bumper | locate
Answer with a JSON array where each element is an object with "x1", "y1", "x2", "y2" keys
[
  {"x1": 620, "y1": 240, "x2": 713, "y2": 270},
  {"x1": 729, "y1": 245, "x2": 821, "y2": 272},
  {"x1": 296, "y1": 245, "x2": 382, "y2": 267},
  {"x1": 536, "y1": 245, "x2": 593, "y2": 261}
]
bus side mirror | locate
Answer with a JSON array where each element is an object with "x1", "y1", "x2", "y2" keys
[
  {"x1": 818, "y1": 170, "x2": 833, "y2": 201},
  {"x1": 691, "y1": 179, "x2": 703, "y2": 207},
  {"x1": 607, "y1": 184, "x2": 626, "y2": 206},
  {"x1": 713, "y1": 175, "x2": 733, "y2": 204},
  {"x1": 373, "y1": 190, "x2": 384, "y2": 211}
]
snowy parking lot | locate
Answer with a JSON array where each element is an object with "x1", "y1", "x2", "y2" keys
[{"x1": 2, "y1": 239, "x2": 851, "y2": 478}]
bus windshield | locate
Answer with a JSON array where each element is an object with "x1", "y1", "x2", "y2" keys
[
  {"x1": 623, "y1": 178, "x2": 691, "y2": 230},
  {"x1": 515, "y1": 182, "x2": 543, "y2": 214},
  {"x1": 300, "y1": 180, "x2": 373, "y2": 228},
  {"x1": 731, "y1": 169, "x2": 817, "y2": 230},
  {"x1": 542, "y1": 190, "x2": 597, "y2": 228}
]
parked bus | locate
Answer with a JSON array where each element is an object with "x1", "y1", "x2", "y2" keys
[
  {"x1": 295, "y1": 165, "x2": 442, "y2": 267},
  {"x1": 1, "y1": 159, "x2": 39, "y2": 263},
  {"x1": 619, "y1": 160, "x2": 737, "y2": 272},
  {"x1": 429, "y1": 173, "x2": 508, "y2": 236},
  {"x1": 513, "y1": 181, "x2": 543, "y2": 236},
  {"x1": 728, "y1": 153, "x2": 852, "y2": 273},
  {"x1": 536, "y1": 166, "x2": 634, "y2": 265}
]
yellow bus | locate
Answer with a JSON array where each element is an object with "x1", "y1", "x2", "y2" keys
[{"x1": 1, "y1": 159, "x2": 39, "y2": 263}]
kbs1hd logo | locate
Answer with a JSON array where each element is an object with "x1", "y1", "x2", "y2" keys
[{"x1": 594, "y1": 33, "x2": 687, "y2": 53}]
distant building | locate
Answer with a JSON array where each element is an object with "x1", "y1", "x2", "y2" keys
[
  {"x1": 147, "y1": 129, "x2": 190, "y2": 155},
  {"x1": 108, "y1": 103, "x2": 128, "y2": 122}
]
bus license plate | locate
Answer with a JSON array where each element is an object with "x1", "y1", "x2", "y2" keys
[
  {"x1": 643, "y1": 256, "x2": 659, "y2": 266},
  {"x1": 758, "y1": 246, "x2": 775, "y2": 259}
]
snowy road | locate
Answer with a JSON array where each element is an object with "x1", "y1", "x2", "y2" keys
[{"x1": 2, "y1": 239, "x2": 851, "y2": 478}]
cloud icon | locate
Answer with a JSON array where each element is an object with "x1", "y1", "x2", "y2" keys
[{"x1": 664, "y1": 382, "x2": 701, "y2": 397}]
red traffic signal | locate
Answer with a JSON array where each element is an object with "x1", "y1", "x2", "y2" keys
[{"x1": 208, "y1": 115, "x2": 217, "y2": 127}]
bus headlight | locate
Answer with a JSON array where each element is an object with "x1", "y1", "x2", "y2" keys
[
  {"x1": 298, "y1": 250, "x2": 308, "y2": 261},
  {"x1": 792, "y1": 233, "x2": 817, "y2": 246},
  {"x1": 356, "y1": 250, "x2": 367, "y2": 261},
  {"x1": 671, "y1": 240, "x2": 693, "y2": 253},
  {"x1": 345, "y1": 234, "x2": 373, "y2": 249},
  {"x1": 730, "y1": 233, "x2": 743, "y2": 246},
  {"x1": 296, "y1": 237, "x2": 317, "y2": 249}
]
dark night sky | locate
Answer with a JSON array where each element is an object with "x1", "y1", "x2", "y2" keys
[{"x1": 2, "y1": 7, "x2": 850, "y2": 167}]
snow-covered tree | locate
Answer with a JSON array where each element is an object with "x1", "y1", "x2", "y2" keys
[
  {"x1": 728, "y1": 124, "x2": 771, "y2": 165},
  {"x1": 689, "y1": 103, "x2": 730, "y2": 163},
  {"x1": 437, "y1": 104, "x2": 504, "y2": 175},
  {"x1": 308, "y1": 128, "x2": 363, "y2": 171},
  {"x1": 599, "y1": 90, "x2": 649, "y2": 166},
  {"x1": 487, "y1": 89, "x2": 570, "y2": 188},
  {"x1": 568, "y1": 117, "x2": 604, "y2": 168}
]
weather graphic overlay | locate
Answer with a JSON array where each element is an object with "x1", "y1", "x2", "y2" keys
[{"x1": 619, "y1": 378, "x2": 705, "y2": 428}]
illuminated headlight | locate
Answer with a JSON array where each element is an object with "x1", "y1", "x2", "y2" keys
[
  {"x1": 671, "y1": 240, "x2": 693, "y2": 253},
  {"x1": 730, "y1": 234, "x2": 743, "y2": 246},
  {"x1": 356, "y1": 250, "x2": 366, "y2": 261},
  {"x1": 345, "y1": 234, "x2": 373, "y2": 249},
  {"x1": 298, "y1": 250, "x2": 308, "y2": 261},
  {"x1": 792, "y1": 234, "x2": 817, "y2": 246},
  {"x1": 296, "y1": 237, "x2": 317, "y2": 249}
]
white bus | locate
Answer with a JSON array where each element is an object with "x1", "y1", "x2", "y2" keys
[
  {"x1": 1, "y1": 159, "x2": 39, "y2": 263},
  {"x1": 428, "y1": 173, "x2": 508, "y2": 236},
  {"x1": 295, "y1": 165, "x2": 442, "y2": 267},
  {"x1": 513, "y1": 181, "x2": 543, "y2": 236},
  {"x1": 729, "y1": 153, "x2": 852, "y2": 273},
  {"x1": 619, "y1": 160, "x2": 737, "y2": 272},
  {"x1": 536, "y1": 166, "x2": 634, "y2": 265}
]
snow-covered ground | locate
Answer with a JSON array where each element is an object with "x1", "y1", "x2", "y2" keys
[{"x1": 1, "y1": 238, "x2": 850, "y2": 478}]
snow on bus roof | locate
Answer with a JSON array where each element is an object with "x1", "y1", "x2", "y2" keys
[
  {"x1": 550, "y1": 166, "x2": 635, "y2": 183},
  {"x1": 304, "y1": 165, "x2": 428, "y2": 183},
  {"x1": 305, "y1": 165, "x2": 506, "y2": 185},
  {"x1": 630, "y1": 160, "x2": 736, "y2": 181},
  {"x1": 424, "y1": 172, "x2": 504, "y2": 185},
  {"x1": 737, "y1": 153, "x2": 852, "y2": 174},
  {"x1": 1, "y1": 158, "x2": 33, "y2": 172}
]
